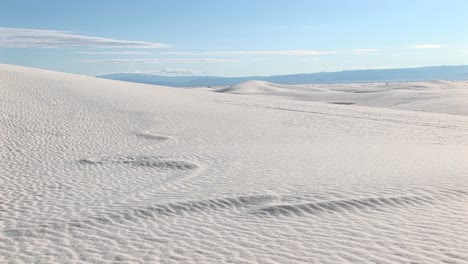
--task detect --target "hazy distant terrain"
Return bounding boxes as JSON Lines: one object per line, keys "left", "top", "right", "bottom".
{"left": 98, "top": 65, "right": 468, "bottom": 87}
{"left": 212, "top": 80, "right": 468, "bottom": 115}
{"left": 1, "top": 64, "right": 467, "bottom": 263}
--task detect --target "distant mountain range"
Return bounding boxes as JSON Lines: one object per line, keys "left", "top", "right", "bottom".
{"left": 98, "top": 65, "right": 468, "bottom": 87}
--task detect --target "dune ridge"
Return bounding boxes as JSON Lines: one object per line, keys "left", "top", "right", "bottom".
{"left": 215, "top": 80, "right": 468, "bottom": 116}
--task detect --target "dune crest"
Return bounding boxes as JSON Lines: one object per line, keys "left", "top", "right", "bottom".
{"left": 216, "top": 79, "right": 468, "bottom": 115}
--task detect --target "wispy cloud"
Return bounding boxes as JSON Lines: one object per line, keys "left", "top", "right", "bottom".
{"left": 248, "top": 58, "right": 273, "bottom": 62}
{"left": 83, "top": 58, "right": 238, "bottom": 64}
{"left": 293, "top": 58, "right": 321, "bottom": 62}
{"left": 76, "top": 51, "right": 152, "bottom": 55}
{"left": 161, "top": 50, "right": 335, "bottom": 56}
{"left": 411, "top": 44, "right": 442, "bottom": 49}
{"left": 155, "top": 68, "right": 208, "bottom": 76}
{"left": 349, "top": 65, "right": 392, "bottom": 70}
{"left": 0, "top": 27, "right": 169, "bottom": 48}
{"left": 106, "top": 68, "right": 209, "bottom": 76}
{"left": 352, "top": 48, "right": 380, "bottom": 55}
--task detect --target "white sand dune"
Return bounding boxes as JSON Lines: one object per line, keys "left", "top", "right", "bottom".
{"left": 216, "top": 80, "right": 468, "bottom": 115}
{"left": 1, "top": 64, "right": 468, "bottom": 263}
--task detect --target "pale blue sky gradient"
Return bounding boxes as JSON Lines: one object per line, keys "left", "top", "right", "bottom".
{"left": 1, "top": 0, "right": 467, "bottom": 76}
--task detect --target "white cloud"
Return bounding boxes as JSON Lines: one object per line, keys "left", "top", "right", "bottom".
{"left": 411, "top": 44, "right": 442, "bottom": 49}
{"left": 294, "top": 58, "right": 321, "bottom": 62}
{"left": 156, "top": 68, "right": 208, "bottom": 76}
{"left": 76, "top": 51, "right": 151, "bottom": 55}
{"left": 0, "top": 27, "right": 169, "bottom": 48}
{"left": 248, "top": 58, "right": 273, "bottom": 62}
{"left": 352, "top": 48, "right": 380, "bottom": 55}
{"left": 161, "top": 50, "right": 335, "bottom": 56}
{"left": 349, "top": 65, "right": 392, "bottom": 70}
{"left": 98, "top": 68, "right": 208, "bottom": 76}
{"left": 83, "top": 58, "right": 238, "bottom": 64}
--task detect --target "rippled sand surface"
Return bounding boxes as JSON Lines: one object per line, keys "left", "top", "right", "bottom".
{"left": 1, "top": 64, "right": 467, "bottom": 263}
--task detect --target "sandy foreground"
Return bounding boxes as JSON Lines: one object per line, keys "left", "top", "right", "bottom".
{"left": 1, "top": 64, "right": 467, "bottom": 263}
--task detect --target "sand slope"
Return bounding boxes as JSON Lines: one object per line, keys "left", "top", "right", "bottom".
{"left": 216, "top": 80, "right": 468, "bottom": 115}
{"left": 1, "top": 64, "right": 468, "bottom": 263}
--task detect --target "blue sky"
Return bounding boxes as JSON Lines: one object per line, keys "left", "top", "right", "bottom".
{"left": 1, "top": 0, "right": 467, "bottom": 76}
